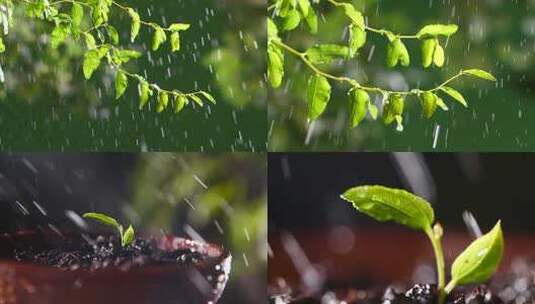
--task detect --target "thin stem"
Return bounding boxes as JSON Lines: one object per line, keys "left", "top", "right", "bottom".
{"left": 273, "top": 39, "right": 465, "bottom": 97}
{"left": 444, "top": 280, "right": 457, "bottom": 294}
{"left": 425, "top": 227, "right": 446, "bottom": 304}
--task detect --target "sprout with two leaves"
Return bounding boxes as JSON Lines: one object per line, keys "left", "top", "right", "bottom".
{"left": 340, "top": 185, "right": 504, "bottom": 304}
{"left": 83, "top": 212, "right": 135, "bottom": 247}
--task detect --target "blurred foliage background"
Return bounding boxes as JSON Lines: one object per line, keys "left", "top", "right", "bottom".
{"left": 0, "top": 153, "right": 266, "bottom": 303}
{"left": 269, "top": 0, "right": 535, "bottom": 151}
{"left": 0, "top": 0, "right": 266, "bottom": 151}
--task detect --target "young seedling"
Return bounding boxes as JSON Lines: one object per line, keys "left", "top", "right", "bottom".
{"left": 83, "top": 212, "right": 135, "bottom": 247}
{"left": 340, "top": 185, "right": 504, "bottom": 304}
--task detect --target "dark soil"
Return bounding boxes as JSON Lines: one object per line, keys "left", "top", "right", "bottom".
{"left": 12, "top": 235, "right": 206, "bottom": 271}
{"left": 269, "top": 284, "right": 503, "bottom": 304}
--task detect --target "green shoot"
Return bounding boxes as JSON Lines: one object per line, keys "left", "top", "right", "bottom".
{"left": 83, "top": 212, "right": 135, "bottom": 247}
{"left": 341, "top": 185, "right": 504, "bottom": 303}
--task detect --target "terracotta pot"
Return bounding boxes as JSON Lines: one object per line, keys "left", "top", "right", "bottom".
{"left": 0, "top": 231, "right": 231, "bottom": 304}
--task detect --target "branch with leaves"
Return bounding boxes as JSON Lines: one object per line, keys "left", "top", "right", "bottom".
{"left": 0, "top": 0, "right": 215, "bottom": 113}
{"left": 267, "top": 0, "right": 497, "bottom": 131}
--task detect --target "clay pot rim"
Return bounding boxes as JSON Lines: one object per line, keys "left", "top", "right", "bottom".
{"left": 0, "top": 230, "right": 232, "bottom": 277}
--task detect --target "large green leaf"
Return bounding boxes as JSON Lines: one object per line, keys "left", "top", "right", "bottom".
{"left": 307, "top": 74, "right": 331, "bottom": 120}
{"left": 451, "top": 221, "right": 504, "bottom": 285}
{"left": 341, "top": 185, "right": 435, "bottom": 231}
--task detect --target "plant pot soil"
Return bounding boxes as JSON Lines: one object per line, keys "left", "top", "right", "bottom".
{"left": 269, "top": 283, "right": 504, "bottom": 304}
{"left": 0, "top": 230, "right": 231, "bottom": 304}
{"left": 268, "top": 229, "right": 535, "bottom": 304}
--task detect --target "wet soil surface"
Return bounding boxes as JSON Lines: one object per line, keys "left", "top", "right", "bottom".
{"left": 12, "top": 235, "right": 205, "bottom": 271}
{"left": 269, "top": 283, "right": 504, "bottom": 304}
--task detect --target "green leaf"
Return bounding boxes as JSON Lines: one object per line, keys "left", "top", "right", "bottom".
{"left": 368, "top": 103, "right": 378, "bottom": 120}
{"left": 70, "top": 2, "right": 83, "bottom": 29}
{"left": 451, "top": 221, "right": 504, "bottom": 285}
{"left": 306, "top": 44, "right": 350, "bottom": 65}
{"left": 200, "top": 91, "right": 216, "bottom": 104}
{"left": 122, "top": 225, "right": 135, "bottom": 247}
{"left": 282, "top": 9, "right": 301, "bottom": 31}
{"left": 83, "top": 212, "right": 121, "bottom": 230}
{"left": 433, "top": 43, "right": 445, "bottom": 67}
{"left": 304, "top": 7, "right": 318, "bottom": 34}
{"left": 386, "top": 38, "right": 409, "bottom": 67}
{"left": 417, "top": 24, "right": 458, "bottom": 39}
{"left": 168, "top": 23, "right": 190, "bottom": 31}
{"left": 383, "top": 94, "right": 404, "bottom": 124}
{"left": 436, "top": 96, "right": 449, "bottom": 111}
{"left": 348, "top": 89, "right": 369, "bottom": 128}
{"left": 84, "top": 33, "right": 96, "bottom": 49}
{"left": 190, "top": 95, "right": 203, "bottom": 106}
{"left": 463, "top": 69, "right": 497, "bottom": 81}
{"left": 268, "top": 43, "right": 284, "bottom": 88}
{"left": 138, "top": 81, "right": 151, "bottom": 109}
{"left": 152, "top": 27, "right": 167, "bottom": 51}
{"left": 307, "top": 74, "right": 331, "bottom": 120}
{"left": 421, "top": 38, "right": 436, "bottom": 68}
{"left": 127, "top": 8, "right": 140, "bottom": 43}
{"left": 106, "top": 25, "right": 119, "bottom": 45}
{"left": 341, "top": 185, "right": 435, "bottom": 231}
{"left": 341, "top": 3, "right": 364, "bottom": 29}
{"left": 114, "top": 49, "right": 142, "bottom": 64}
{"left": 296, "top": 0, "right": 310, "bottom": 17}
{"left": 115, "top": 70, "right": 128, "bottom": 100}
{"left": 0, "top": 37, "right": 5, "bottom": 53}
{"left": 82, "top": 46, "right": 109, "bottom": 79}
{"left": 440, "top": 86, "right": 467, "bottom": 107}
{"left": 349, "top": 24, "right": 366, "bottom": 57}
{"left": 267, "top": 18, "right": 279, "bottom": 40}
{"left": 170, "top": 32, "right": 181, "bottom": 52}
{"left": 174, "top": 95, "right": 187, "bottom": 113}
{"left": 50, "top": 24, "right": 69, "bottom": 48}
{"left": 420, "top": 91, "right": 437, "bottom": 119}
{"left": 156, "top": 91, "right": 169, "bottom": 112}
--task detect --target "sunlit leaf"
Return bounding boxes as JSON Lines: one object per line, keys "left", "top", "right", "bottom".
{"left": 349, "top": 24, "right": 366, "bottom": 57}
{"left": 417, "top": 24, "right": 458, "bottom": 39}
{"left": 433, "top": 43, "right": 445, "bottom": 67}
{"left": 115, "top": 70, "right": 128, "bottom": 99}
{"left": 420, "top": 91, "right": 438, "bottom": 119}
{"left": 341, "top": 185, "right": 435, "bottom": 231}
{"left": 421, "top": 38, "right": 436, "bottom": 68}
{"left": 451, "top": 221, "right": 504, "bottom": 285}
{"left": 306, "top": 44, "right": 350, "bottom": 64}
{"left": 463, "top": 69, "right": 497, "bottom": 82}
{"left": 307, "top": 74, "right": 331, "bottom": 120}
{"left": 152, "top": 26, "right": 167, "bottom": 51}
{"left": 348, "top": 89, "right": 369, "bottom": 127}
{"left": 440, "top": 86, "right": 467, "bottom": 107}
{"left": 156, "top": 91, "right": 169, "bottom": 112}
{"left": 127, "top": 8, "right": 140, "bottom": 42}
{"left": 282, "top": 9, "right": 301, "bottom": 31}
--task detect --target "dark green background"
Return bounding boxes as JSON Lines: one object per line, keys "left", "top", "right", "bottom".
{"left": 0, "top": 0, "right": 266, "bottom": 151}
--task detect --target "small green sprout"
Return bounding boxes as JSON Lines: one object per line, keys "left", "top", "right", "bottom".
{"left": 83, "top": 212, "right": 135, "bottom": 247}
{"left": 341, "top": 185, "right": 504, "bottom": 304}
